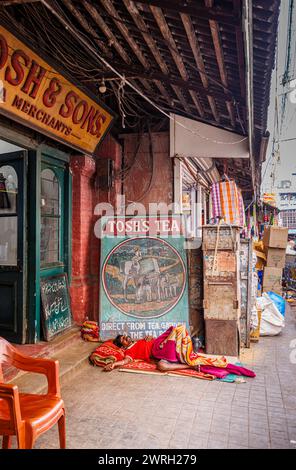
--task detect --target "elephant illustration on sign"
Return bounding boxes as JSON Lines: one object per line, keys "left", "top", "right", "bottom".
{"left": 102, "top": 237, "right": 187, "bottom": 319}
{"left": 120, "top": 256, "right": 161, "bottom": 303}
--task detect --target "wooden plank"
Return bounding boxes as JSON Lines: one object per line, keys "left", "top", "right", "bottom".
{"left": 171, "top": 85, "right": 189, "bottom": 112}
{"left": 62, "top": 0, "right": 112, "bottom": 58}
{"left": 226, "top": 100, "right": 236, "bottom": 128}
{"left": 209, "top": 19, "right": 228, "bottom": 87}
{"left": 82, "top": 0, "right": 131, "bottom": 64}
{"left": 180, "top": 13, "right": 218, "bottom": 121}
{"left": 150, "top": 5, "right": 204, "bottom": 116}
{"left": 153, "top": 79, "right": 172, "bottom": 103}
{"left": 180, "top": 13, "right": 209, "bottom": 89}
{"left": 235, "top": 26, "right": 247, "bottom": 99}
{"left": 0, "top": 0, "right": 39, "bottom": 4}
{"left": 207, "top": 95, "right": 220, "bottom": 122}
{"left": 150, "top": 5, "right": 188, "bottom": 81}
{"left": 122, "top": 0, "right": 174, "bottom": 105}
{"left": 205, "top": 319, "right": 240, "bottom": 356}
{"left": 189, "top": 90, "right": 204, "bottom": 117}
{"left": 101, "top": 0, "right": 150, "bottom": 69}
{"left": 123, "top": 0, "right": 169, "bottom": 75}
{"left": 136, "top": 0, "right": 239, "bottom": 26}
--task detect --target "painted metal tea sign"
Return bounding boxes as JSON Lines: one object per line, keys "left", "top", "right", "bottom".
{"left": 100, "top": 217, "right": 189, "bottom": 340}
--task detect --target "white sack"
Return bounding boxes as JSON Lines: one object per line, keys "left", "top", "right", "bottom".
{"left": 254, "top": 293, "right": 285, "bottom": 336}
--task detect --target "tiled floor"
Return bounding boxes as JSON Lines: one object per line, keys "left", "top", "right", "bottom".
{"left": 8, "top": 307, "right": 296, "bottom": 449}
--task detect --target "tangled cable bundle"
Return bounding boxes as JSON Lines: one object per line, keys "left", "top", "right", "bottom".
{"left": 80, "top": 321, "right": 100, "bottom": 342}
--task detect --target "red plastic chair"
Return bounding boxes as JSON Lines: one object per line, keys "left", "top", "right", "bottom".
{"left": 0, "top": 337, "right": 66, "bottom": 449}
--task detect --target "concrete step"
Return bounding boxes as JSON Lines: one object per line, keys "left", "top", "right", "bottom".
{"left": 7, "top": 338, "right": 97, "bottom": 394}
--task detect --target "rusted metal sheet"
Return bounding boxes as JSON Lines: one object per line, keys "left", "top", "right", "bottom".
{"left": 205, "top": 319, "right": 240, "bottom": 356}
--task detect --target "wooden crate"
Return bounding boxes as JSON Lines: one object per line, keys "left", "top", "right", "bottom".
{"left": 202, "top": 225, "right": 240, "bottom": 251}
{"left": 205, "top": 319, "right": 240, "bottom": 356}
{"left": 203, "top": 251, "right": 241, "bottom": 321}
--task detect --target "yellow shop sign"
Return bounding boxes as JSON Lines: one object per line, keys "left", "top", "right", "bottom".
{"left": 0, "top": 26, "right": 114, "bottom": 154}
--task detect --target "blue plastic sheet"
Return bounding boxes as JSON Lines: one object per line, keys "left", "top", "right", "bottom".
{"left": 267, "top": 291, "right": 286, "bottom": 316}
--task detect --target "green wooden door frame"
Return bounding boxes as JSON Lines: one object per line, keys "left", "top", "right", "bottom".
{"left": 27, "top": 145, "right": 72, "bottom": 343}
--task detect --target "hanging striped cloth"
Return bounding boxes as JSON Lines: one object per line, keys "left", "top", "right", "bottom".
{"left": 210, "top": 182, "right": 222, "bottom": 220}
{"left": 219, "top": 181, "right": 240, "bottom": 225}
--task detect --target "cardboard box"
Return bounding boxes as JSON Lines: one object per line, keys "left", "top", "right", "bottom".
{"left": 265, "top": 247, "right": 286, "bottom": 268}
{"left": 263, "top": 267, "right": 283, "bottom": 293}
{"left": 263, "top": 226, "right": 289, "bottom": 249}
{"left": 263, "top": 286, "right": 282, "bottom": 296}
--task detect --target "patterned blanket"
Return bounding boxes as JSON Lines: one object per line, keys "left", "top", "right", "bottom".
{"left": 89, "top": 341, "right": 125, "bottom": 367}
{"left": 160, "top": 325, "right": 228, "bottom": 368}
{"left": 81, "top": 320, "right": 100, "bottom": 342}
{"left": 118, "top": 360, "right": 216, "bottom": 381}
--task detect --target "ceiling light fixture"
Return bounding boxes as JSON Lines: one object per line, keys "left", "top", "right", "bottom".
{"left": 98, "top": 78, "right": 107, "bottom": 94}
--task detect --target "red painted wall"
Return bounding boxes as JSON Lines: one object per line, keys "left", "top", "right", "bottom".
{"left": 69, "top": 134, "right": 121, "bottom": 324}
{"left": 121, "top": 132, "right": 173, "bottom": 211}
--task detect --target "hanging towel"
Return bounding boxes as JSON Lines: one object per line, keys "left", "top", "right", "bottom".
{"left": 211, "top": 182, "right": 222, "bottom": 220}
{"left": 210, "top": 180, "right": 245, "bottom": 227}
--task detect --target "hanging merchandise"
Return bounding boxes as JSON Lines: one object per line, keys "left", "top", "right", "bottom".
{"left": 247, "top": 206, "right": 251, "bottom": 239}
{"left": 210, "top": 181, "right": 222, "bottom": 222}
{"left": 210, "top": 180, "right": 245, "bottom": 226}
{"left": 270, "top": 211, "right": 274, "bottom": 226}
{"left": 264, "top": 205, "right": 268, "bottom": 223}
{"left": 251, "top": 202, "right": 259, "bottom": 239}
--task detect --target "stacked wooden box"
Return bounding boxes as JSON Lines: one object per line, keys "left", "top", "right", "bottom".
{"left": 202, "top": 225, "right": 241, "bottom": 356}
{"left": 262, "top": 227, "right": 288, "bottom": 295}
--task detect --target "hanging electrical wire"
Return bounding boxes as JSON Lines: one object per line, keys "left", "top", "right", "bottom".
{"left": 1, "top": 0, "right": 248, "bottom": 143}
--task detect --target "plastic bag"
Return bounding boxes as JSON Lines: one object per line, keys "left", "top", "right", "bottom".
{"left": 266, "top": 291, "right": 286, "bottom": 316}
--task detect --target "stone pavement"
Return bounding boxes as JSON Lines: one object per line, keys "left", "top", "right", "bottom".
{"left": 8, "top": 308, "right": 296, "bottom": 449}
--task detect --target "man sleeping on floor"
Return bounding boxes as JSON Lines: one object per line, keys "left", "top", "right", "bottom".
{"left": 89, "top": 325, "right": 255, "bottom": 379}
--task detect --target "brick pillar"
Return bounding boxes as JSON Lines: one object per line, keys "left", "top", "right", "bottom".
{"left": 93, "top": 135, "right": 122, "bottom": 325}
{"left": 70, "top": 155, "right": 96, "bottom": 324}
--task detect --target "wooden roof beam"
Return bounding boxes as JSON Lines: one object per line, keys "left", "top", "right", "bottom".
{"left": 62, "top": 0, "right": 112, "bottom": 58}
{"left": 207, "top": 95, "right": 220, "bottom": 123}
{"left": 125, "top": 0, "right": 205, "bottom": 112}
{"left": 226, "top": 101, "right": 236, "bottom": 128}
{"left": 153, "top": 79, "right": 172, "bottom": 103}
{"left": 0, "top": 0, "right": 39, "bottom": 5}
{"left": 172, "top": 85, "right": 191, "bottom": 112}
{"left": 82, "top": 0, "right": 131, "bottom": 64}
{"left": 97, "top": 0, "right": 172, "bottom": 106}
{"left": 102, "top": 60, "right": 233, "bottom": 102}
{"left": 136, "top": 0, "right": 239, "bottom": 25}
{"left": 189, "top": 90, "right": 204, "bottom": 117}
{"left": 233, "top": 0, "right": 246, "bottom": 99}
{"left": 180, "top": 13, "right": 208, "bottom": 88}
{"left": 150, "top": 5, "right": 204, "bottom": 117}
{"left": 204, "top": 1, "right": 237, "bottom": 127}
{"left": 180, "top": 13, "right": 219, "bottom": 122}
{"left": 121, "top": 0, "right": 174, "bottom": 105}
{"left": 123, "top": 0, "right": 169, "bottom": 75}
{"left": 100, "top": 0, "right": 150, "bottom": 69}
{"left": 208, "top": 19, "right": 228, "bottom": 88}
{"left": 150, "top": 5, "right": 188, "bottom": 81}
